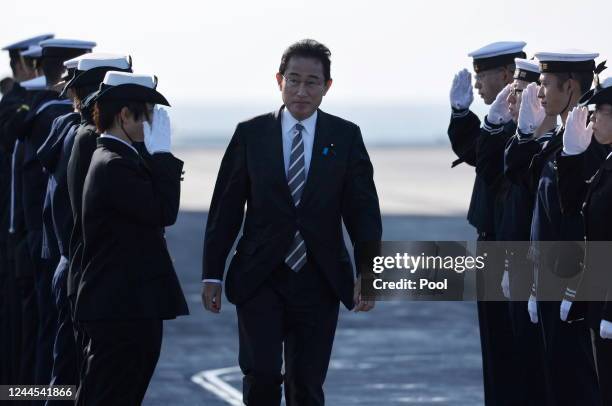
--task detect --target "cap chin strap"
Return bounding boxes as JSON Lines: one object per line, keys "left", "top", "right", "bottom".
{"left": 560, "top": 90, "right": 573, "bottom": 117}
{"left": 120, "top": 120, "right": 136, "bottom": 145}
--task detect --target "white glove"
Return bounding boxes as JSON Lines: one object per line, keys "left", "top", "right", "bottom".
{"left": 450, "top": 69, "right": 474, "bottom": 110}
{"left": 601, "top": 319, "right": 612, "bottom": 339}
{"left": 563, "top": 106, "right": 593, "bottom": 155}
{"left": 528, "top": 295, "right": 538, "bottom": 324}
{"left": 518, "top": 83, "right": 546, "bottom": 134}
{"left": 560, "top": 299, "right": 572, "bottom": 321}
{"left": 143, "top": 106, "right": 172, "bottom": 154}
{"left": 501, "top": 270, "right": 510, "bottom": 299}
{"left": 488, "top": 84, "right": 513, "bottom": 125}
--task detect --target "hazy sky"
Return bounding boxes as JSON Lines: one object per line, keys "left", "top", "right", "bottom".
{"left": 2, "top": 0, "right": 610, "bottom": 108}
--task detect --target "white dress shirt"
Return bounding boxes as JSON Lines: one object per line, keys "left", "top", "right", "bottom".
{"left": 281, "top": 107, "right": 317, "bottom": 177}
{"left": 203, "top": 107, "right": 318, "bottom": 284}
{"left": 100, "top": 133, "right": 139, "bottom": 155}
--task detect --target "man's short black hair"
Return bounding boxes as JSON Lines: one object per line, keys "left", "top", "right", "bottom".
{"left": 93, "top": 99, "right": 149, "bottom": 133}
{"left": 42, "top": 57, "right": 66, "bottom": 86}
{"left": 279, "top": 39, "right": 332, "bottom": 82}
{"left": 553, "top": 71, "right": 594, "bottom": 94}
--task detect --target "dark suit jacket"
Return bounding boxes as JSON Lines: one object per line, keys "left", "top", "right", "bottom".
{"left": 75, "top": 137, "right": 188, "bottom": 321}
{"left": 66, "top": 123, "right": 98, "bottom": 299}
{"left": 202, "top": 106, "right": 382, "bottom": 309}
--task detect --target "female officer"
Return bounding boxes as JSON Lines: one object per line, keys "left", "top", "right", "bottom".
{"left": 74, "top": 72, "right": 188, "bottom": 406}
{"left": 557, "top": 74, "right": 612, "bottom": 406}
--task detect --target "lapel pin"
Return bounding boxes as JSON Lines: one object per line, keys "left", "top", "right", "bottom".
{"left": 323, "top": 143, "right": 336, "bottom": 156}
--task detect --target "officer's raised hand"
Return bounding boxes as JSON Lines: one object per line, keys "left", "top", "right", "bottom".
{"left": 562, "top": 106, "right": 593, "bottom": 155}
{"left": 450, "top": 68, "right": 474, "bottom": 110}
{"left": 518, "top": 83, "right": 545, "bottom": 135}
{"left": 143, "top": 106, "right": 172, "bottom": 154}
{"left": 488, "top": 84, "right": 513, "bottom": 125}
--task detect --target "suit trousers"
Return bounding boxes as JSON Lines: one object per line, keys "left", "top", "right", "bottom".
{"left": 237, "top": 258, "right": 340, "bottom": 406}
{"left": 76, "top": 319, "right": 162, "bottom": 406}
{"left": 538, "top": 301, "right": 600, "bottom": 406}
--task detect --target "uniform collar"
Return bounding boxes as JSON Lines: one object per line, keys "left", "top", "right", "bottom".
{"left": 100, "top": 132, "right": 139, "bottom": 155}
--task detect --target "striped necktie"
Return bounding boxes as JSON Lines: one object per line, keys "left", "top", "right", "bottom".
{"left": 285, "top": 123, "right": 307, "bottom": 272}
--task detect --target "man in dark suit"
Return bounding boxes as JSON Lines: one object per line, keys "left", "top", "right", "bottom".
{"left": 202, "top": 39, "right": 382, "bottom": 406}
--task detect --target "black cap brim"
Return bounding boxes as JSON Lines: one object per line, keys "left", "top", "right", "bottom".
{"left": 579, "top": 86, "right": 612, "bottom": 107}
{"left": 90, "top": 83, "right": 170, "bottom": 106}
{"left": 60, "top": 66, "right": 133, "bottom": 98}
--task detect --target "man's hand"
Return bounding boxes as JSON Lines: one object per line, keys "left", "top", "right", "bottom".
{"left": 560, "top": 299, "right": 572, "bottom": 321}
{"left": 202, "top": 282, "right": 222, "bottom": 313}
{"left": 488, "top": 84, "right": 513, "bottom": 125}
{"left": 601, "top": 319, "right": 612, "bottom": 339}
{"left": 450, "top": 68, "right": 474, "bottom": 110}
{"left": 518, "top": 83, "right": 545, "bottom": 134}
{"left": 528, "top": 295, "right": 538, "bottom": 324}
{"left": 501, "top": 270, "right": 510, "bottom": 299}
{"left": 353, "top": 275, "right": 375, "bottom": 312}
{"left": 563, "top": 106, "right": 593, "bottom": 155}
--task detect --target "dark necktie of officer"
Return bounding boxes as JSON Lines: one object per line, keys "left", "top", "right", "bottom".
{"left": 285, "top": 123, "right": 307, "bottom": 272}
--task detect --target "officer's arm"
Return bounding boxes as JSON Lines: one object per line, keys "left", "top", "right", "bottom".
{"left": 106, "top": 152, "right": 183, "bottom": 227}
{"left": 448, "top": 109, "right": 481, "bottom": 167}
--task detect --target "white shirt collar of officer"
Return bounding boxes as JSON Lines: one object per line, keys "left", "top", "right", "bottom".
{"left": 100, "top": 133, "right": 139, "bottom": 155}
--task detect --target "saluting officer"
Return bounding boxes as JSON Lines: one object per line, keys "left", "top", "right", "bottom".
{"left": 518, "top": 50, "right": 605, "bottom": 406}
{"left": 497, "top": 58, "right": 557, "bottom": 405}
{"left": 39, "top": 53, "right": 132, "bottom": 396}
{"left": 74, "top": 72, "right": 188, "bottom": 405}
{"left": 448, "top": 41, "right": 525, "bottom": 406}
{"left": 18, "top": 38, "right": 95, "bottom": 386}
{"left": 0, "top": 33, "right": 53, "bottom": 386}
{"left": 66, "top": 58, "right": 134, "bottom": 372}
{"left": 556, "top": 74, "right": 612, "bottom": 406}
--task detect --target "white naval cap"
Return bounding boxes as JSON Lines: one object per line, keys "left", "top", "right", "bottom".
{"left": 61, "top": 54, "right": 133, "bottom": 95}
{"left": 601, "top": 77, "right": 612, "bottom": 89}
{"left": 2, "top": 34, "right": 54, "bottom": 51}
{"left": 63, "top": 53, "right": 91, "bottom": 69}
{"left": 20, "top": 45, "right": 42, "bottom": 58}
{"left": 579, "top": 74, "right": 612, "bottom": 106}
{"left": 21, "top": 75, "right": 47, "bottom": 90}
{"left": 468, "top": 41, "right": 527, "bottom": 73}
{"left": 534, "top": 49, "right": 599, "bottom": 73}
{"left": 77, "top": 53, "right": 132, "bottom": 71}
{"left": 39, "top": 38, "right": 96, "bottom": 57}
{"left": 102, "top": 71, "right": 156, "bottom": 88}
{"left": 91, "top": 71, "right": 169, "bottom": 106}
{"left": 514, "top": 58, "right": 540, "bottom": 83}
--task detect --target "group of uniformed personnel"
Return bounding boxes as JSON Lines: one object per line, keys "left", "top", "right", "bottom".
{"left": 450, "top": 41, "right": 612, "bottom": 405}
{"left": 0, "top": 34, "right": 188, "bottom": 405}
